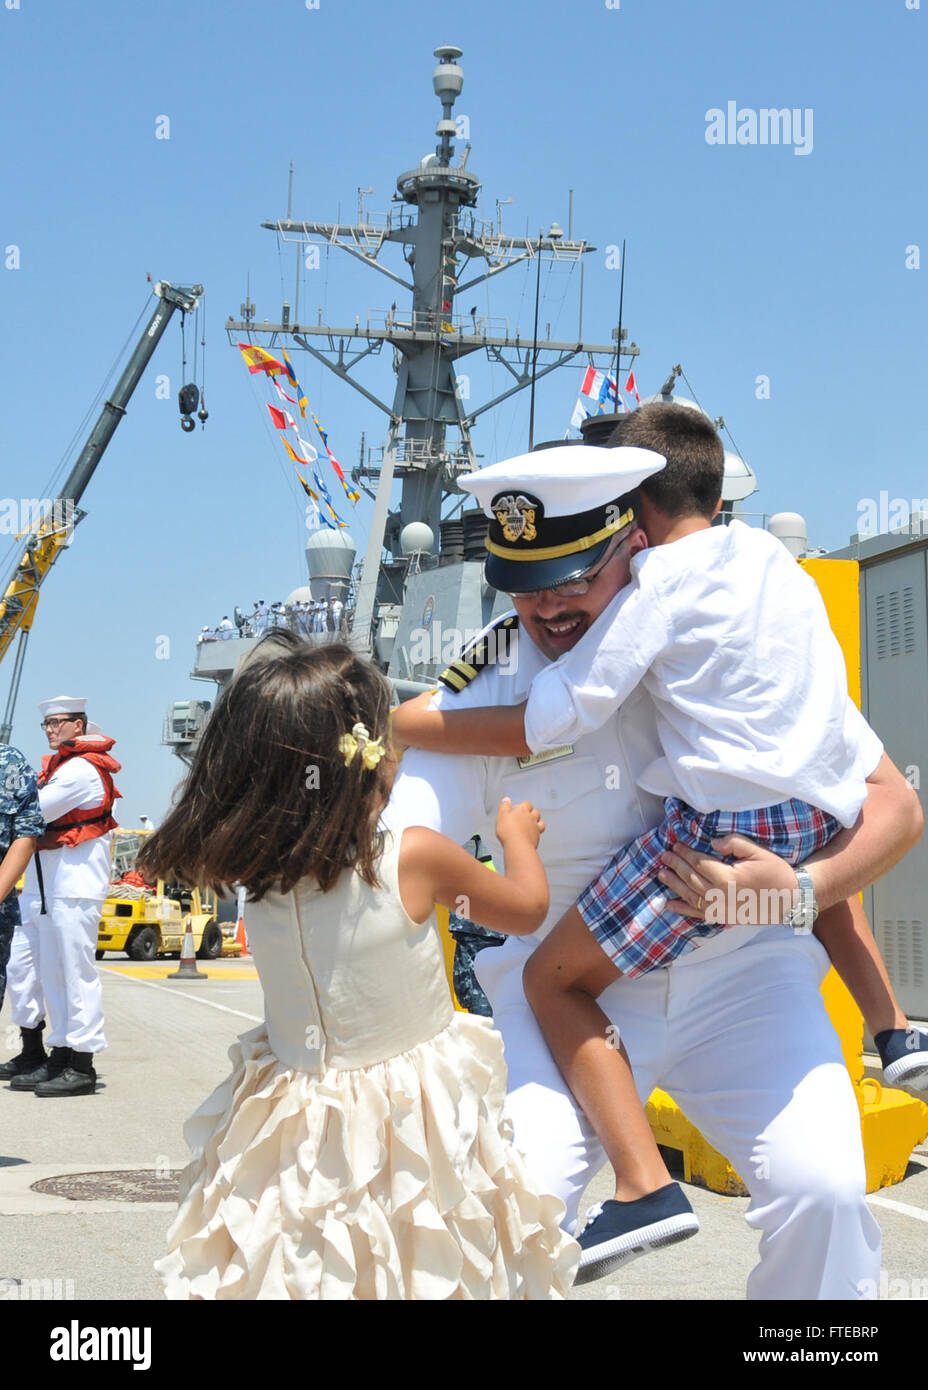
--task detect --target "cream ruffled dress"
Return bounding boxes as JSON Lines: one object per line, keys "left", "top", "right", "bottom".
{"left": 157, "top": 830, "right": 578, "bottom": 1299}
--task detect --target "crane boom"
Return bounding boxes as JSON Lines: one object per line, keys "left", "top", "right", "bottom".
{"left": 0, "top": 280, "right": 203, "bottom": 740}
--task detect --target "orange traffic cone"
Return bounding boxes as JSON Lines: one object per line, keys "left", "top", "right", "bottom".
{"left": 234, "top": 914, "right": 249, "bottom": 957}
{"left": 168, "top": 919, "right": 208, "bottom": 980}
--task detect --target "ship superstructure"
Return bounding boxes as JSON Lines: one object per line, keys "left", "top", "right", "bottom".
{"left": 166, "top": 43, "right": 641, "bottom": 760}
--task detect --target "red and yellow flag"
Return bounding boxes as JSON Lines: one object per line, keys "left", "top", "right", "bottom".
{"left": 238, "top": 343, "right": 287, "bottom": 376}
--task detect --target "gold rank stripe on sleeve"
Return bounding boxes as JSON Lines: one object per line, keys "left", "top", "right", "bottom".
{"left": 439, "top": 661, "right": 479, "bottom": 692}
{"left": 438, "top": 615, "right": 518, "bottom": 692}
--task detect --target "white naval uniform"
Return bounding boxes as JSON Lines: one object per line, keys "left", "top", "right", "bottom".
{"left": 9, "top": 754, "right": 110, "bottom": 1053}
{"left": 384, "top": 617, "right": 882, "bottom": 1301}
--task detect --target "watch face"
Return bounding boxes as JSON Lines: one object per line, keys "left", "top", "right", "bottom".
{"left": 789, "top": 896, "right": 815, "bottom": 934}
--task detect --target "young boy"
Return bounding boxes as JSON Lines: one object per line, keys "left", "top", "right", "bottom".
{"left": 392, "top": 405, "right": 927, "bottom": 1282}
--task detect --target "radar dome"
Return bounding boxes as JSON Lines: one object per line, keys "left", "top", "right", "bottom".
{"left": 285, "top": 585, "right": 314, "bottom": 605}
{"left": 639, "top": 392, "right": 709, "bottom": 417}
{"left": 400, "top": 522, "right": 435, "bottom": 555}
{"left": 305, "top": 529, "right": 356, "bottom": 601}
{"left": 768, "top": 512, "right": 807, "bottom": 559}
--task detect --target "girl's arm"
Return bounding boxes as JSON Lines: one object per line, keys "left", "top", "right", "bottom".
{"left": 398, "top": 797, "right": 548, "bottom": 935}
{"left": 392, "top": 691, "right": 531, "bottom": 758}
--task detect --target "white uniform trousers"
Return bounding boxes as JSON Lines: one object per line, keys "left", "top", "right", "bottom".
{"left": 476, "top": 924, "right": 881, "bottom": 1301}
{"left": 7, "top": 896, "right": 107, "bottom": 1053}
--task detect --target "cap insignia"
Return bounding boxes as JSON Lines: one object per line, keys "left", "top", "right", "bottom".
{"left": 493, "top": 493, "right": 539, "bottom": 544}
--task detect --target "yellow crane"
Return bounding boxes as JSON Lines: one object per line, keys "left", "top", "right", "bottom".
{"left": 0, "top": 280, "right": 204, "bottom": 740}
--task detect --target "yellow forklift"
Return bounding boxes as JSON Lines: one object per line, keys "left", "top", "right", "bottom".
{"left": 96, "top": 828, "right": 241, "bottom": 962}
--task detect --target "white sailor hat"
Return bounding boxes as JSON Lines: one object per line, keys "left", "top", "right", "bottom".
{"left": 38, "top": 695, "right": 87, "bottom": 719}
{"left": 458, "top": 444, "right": 665, "bottom": 592}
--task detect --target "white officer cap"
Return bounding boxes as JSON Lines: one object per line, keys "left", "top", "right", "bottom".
{"left": 458, "top": 444, "right": 665, "bottom": 592}
{"left": 38, "top": 695, "right": 88, "bottom": 718}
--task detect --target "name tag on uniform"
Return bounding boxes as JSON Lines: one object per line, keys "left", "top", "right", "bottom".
{"left": 516, "top": 744, "right": 574, "bottom": 769}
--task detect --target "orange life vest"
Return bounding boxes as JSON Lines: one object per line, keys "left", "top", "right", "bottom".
{"left": 36, "top": 737, "right": 122, "bottom": 851}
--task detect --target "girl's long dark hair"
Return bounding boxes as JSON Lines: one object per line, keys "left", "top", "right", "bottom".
{"left": 138, "top": 634, "right": 393, "bottom": 901}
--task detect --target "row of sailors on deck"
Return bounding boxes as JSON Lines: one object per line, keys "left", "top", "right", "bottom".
{"left": 198, "top": 599, "right": 345, "bottom": 644}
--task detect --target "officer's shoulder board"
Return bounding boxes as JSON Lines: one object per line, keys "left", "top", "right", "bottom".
{"left": 438, "top": 614, "right": 519, "bottom": 693}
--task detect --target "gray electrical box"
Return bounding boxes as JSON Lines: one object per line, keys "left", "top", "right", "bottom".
{"left": 830, "top": 524, "right": 928, "bottom": 1019}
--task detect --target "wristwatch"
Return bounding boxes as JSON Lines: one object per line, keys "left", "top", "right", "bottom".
{"left": 784, "top": 867, "right": 819, "bottom": 932}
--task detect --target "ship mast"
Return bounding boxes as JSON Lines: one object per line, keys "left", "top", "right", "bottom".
{"left": 225, "top": 43, "right": 638, "bottom": 650}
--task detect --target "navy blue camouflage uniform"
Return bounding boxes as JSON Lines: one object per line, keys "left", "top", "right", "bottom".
{"left": 0, "top": 744, "right": 44, "bottom": 1012}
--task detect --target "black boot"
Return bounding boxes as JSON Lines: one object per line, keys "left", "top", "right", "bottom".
{"left": 0, "top": 1022, "right": 46, "bottom": 1080}
{"left": 35, "top": 1050, "right": 97, "bottom": 1097}
{"left": 10, "top": 1044, "right": 71, "bottom": 1092}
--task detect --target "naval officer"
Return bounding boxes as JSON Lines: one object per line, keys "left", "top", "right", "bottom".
{"left": 5, "top": 696, "right": 121, "bottom": 1097}
{"left": 385, "top": 442, "right": 919, "bottom": 1299}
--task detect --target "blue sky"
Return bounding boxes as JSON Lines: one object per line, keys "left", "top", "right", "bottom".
{"left": 1, "top": 0, "right": 925, "bottom": 819}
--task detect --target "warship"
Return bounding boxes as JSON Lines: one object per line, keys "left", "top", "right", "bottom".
{"left": 162, "top": 41, "right": 763, "bottom": 764}
{"left": 157, "top": 41, "right": 928, "bottom": 1027}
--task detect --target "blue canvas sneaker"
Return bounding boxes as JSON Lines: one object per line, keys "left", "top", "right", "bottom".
{"left": 574, "top": 1182, "right": 699, "bottom": 1285}
{"left": 875, "top": 1027, "right": 928, "bottom": 1092}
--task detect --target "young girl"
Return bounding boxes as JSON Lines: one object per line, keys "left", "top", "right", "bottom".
{"left": 138, "top": 633, "right": 577, "bottom": 1300}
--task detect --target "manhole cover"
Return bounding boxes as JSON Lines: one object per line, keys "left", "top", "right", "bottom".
{"left": 31, "top": 1170, "right": 182, "bottom": 1203}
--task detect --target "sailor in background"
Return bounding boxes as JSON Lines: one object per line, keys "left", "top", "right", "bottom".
{"left": 4, "top": 697, "right": 120, "bottom": 1097}
{"left": 252, "top": 600, "right": 269, "bottom": 635}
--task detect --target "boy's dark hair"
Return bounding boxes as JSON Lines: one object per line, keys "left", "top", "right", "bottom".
{"left": 137, "top": 633, "right": 393, "bottom": 901}
{"left": 607, "top": 403, "right": 724, "bottom": 519}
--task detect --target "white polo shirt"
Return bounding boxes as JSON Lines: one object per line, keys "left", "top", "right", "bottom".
{"left": 523, "top": 522, "right": 883, "bottom": 827}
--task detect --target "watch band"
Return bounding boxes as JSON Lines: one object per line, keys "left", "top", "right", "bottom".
{"left": 786, "top": 866, "right": 819, "bottom": 931}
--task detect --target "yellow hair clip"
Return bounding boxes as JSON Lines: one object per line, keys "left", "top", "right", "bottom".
{"left": 338, "top": 722, "right": 386, "bottom": 771}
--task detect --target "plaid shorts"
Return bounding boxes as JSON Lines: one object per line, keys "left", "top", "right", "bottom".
{"left": 577, "top": 797, "right": 841, "bottom": 979}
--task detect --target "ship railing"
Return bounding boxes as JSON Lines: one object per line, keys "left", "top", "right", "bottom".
{"left": 355, "top": 212, "right": 393, "bottom": 230}
{"left": 370, "top": 309, "right": 510, "bottom": 338}
{"left": 366, "top": 439, "right": 473, "bottom": 469}
{"left": 396, "top": 166, "right": 481, "bottom": 196}
{"left": 476, "top": 234, "right": 589, "bottom": 266}
{"left": 348, "top": 225, "right": 387, "bottom": 256}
